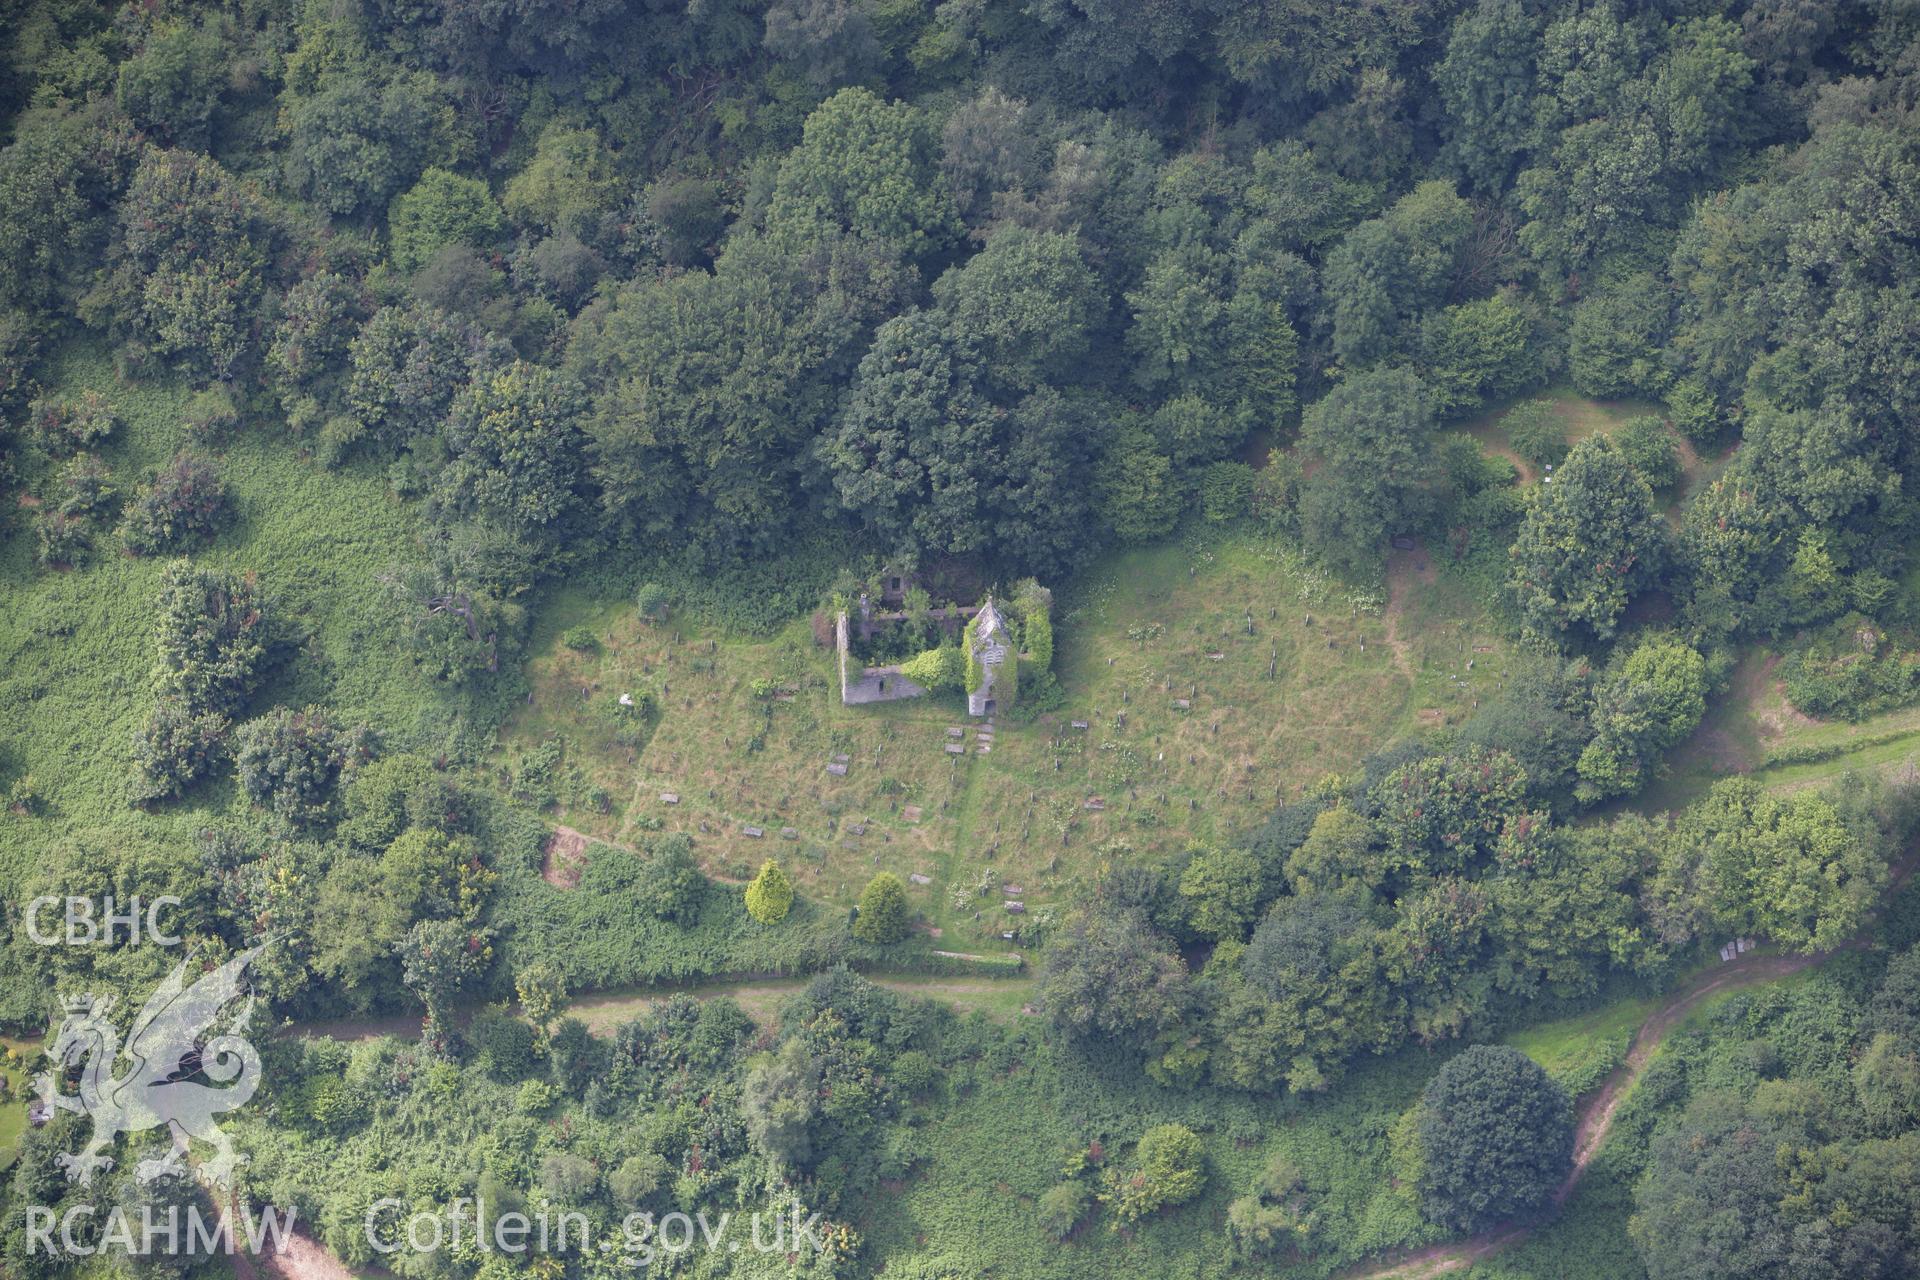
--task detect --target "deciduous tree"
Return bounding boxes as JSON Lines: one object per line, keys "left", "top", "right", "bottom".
{"left": 1417, "top": 1044, "right": 1571, "bottom": 1232}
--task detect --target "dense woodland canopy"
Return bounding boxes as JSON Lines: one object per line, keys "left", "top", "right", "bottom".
{"left": 0, "top": 0, "right": 1910, "bottom": 604}
{"left": 3, "top": 0, "right": 1920, "bottom": 1277}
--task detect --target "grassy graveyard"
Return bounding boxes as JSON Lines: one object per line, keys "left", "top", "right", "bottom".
{"left": 496, "top": 527, "right": 1518, "bottom": 953}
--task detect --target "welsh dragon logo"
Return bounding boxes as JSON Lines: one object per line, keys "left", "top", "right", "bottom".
{"left": 34, "top": 945, "right": 266, "bottom": 1188}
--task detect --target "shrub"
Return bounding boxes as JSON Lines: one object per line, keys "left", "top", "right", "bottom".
{"left": 268, "top": 271, "right": 364, "bottom": 405}
{"left": 35, "top": 510, "right": 91, "bottom": 567}
{"left": 514, "top": 1079, "right": 556, "bottom": 1114}
{"left": 1038, "top": 1181, "right": 1093, "bottom": 1239}
{"left": 232, "top": 706, "right": 352, "bottom": 827}
{"left": 1199, "top": 461, "right": 1255, "bottom": 523}
{"left": 518, "top": 233, "right": 602, "bottom": 308}
{"left": 646, "top": 177, "right": 728, "bottom": 266}
{"left": 900, "top": 644, "right": 963, "bottom": 692}
{"left": 1420, "top": 293, "right": 1539, "bottom": 416}
{"left": 561, "top": 625, "right": 598, "bottom": 653}
{"left": 1226, "top": 1153, "right": 1308, "bottom": 1258}
{"left": 472, "top": 1005, "right": 539, "bottom": 1081}
{"left": 1567, "top": 274, "right": 1672, "bottom": 398}
{"left": 0, "top": 308, "right": 41, "bottom": 419}
{"left": 1780, "top": 618, "right": 1920, "bottom": 721}
{"left": 314, "top": 414, "right": 364, "bottom": 467}
{"left": 130, "top": 697, "right": 229, "bottom": 803}
{"left": 636, "top": 582, "right": 670, "bottom": 623}
{"left": 1102, "top": 1123, "right": 1206, "bottom": 1223}
{"left": 1250, "top": 449, "right": 1304, "bottom": 535}
{"left": 1014, "top": 582, "right": 1054, "bottom": 672}
{"left": 745, "top": 859, "right": 794, "bottom": 924}
{"left": 610, "top": 1153, "right": 670, "bottom": 1207}
{"left": 853, "top": 872, "right": 910, "bottom": 943}
{"left": 502, "top": 126, "right": 619, "bottom": 239}
{"left": 1614, "top": 415, "right": 1681, "bottom": 488}
{"left": 28, "top": 391, "right": 118, "bottom": 456}
{"left": 119, "top": 452, "right": 230, "bottom": 554}
{"left": 57, "top": 453, "right": 115, "bottom": 517}
{"left": 8, "top": 774, "right": 44, "bottom": 815}
{"left": 892, "top": 1049, "right": 938, "bottom": 1095}
{"left": 389, "top": 168, "right": 506, "bottom": 274}
{"left": 1666, "top": 378, "right": 1720, "bottom": 443}
{"left": 148, "top": 561, "right": 270, "bottom": 718}
{"left": 1502, "top": 399, "right": 1565, "bottom": 471}
{"left": 183, "top": 385, "right": 239, "bottom": 442}
{"left": 1577, "top": 636, "right": 1706, "bottom": 801}
{"left": 640, "top": 833, "right": 707, "bottom": 922}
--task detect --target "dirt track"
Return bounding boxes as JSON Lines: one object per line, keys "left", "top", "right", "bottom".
{"left": 1339, "top": 848, "right": 1920, "bottom": 1279}
{"left": 1338, "top": 947, "right": 1826, "bottom": 1280}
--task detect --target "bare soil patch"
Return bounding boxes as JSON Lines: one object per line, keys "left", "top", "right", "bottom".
{"left": 541, "top": 825, "right": 592, "bottom": 888}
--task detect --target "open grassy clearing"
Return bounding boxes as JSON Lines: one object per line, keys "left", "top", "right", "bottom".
{"left": 288, "top": 970, "right": 1036, "bottom": 1042}
{"left": 0, "top": 1036, "right": 33, "bottom": 1174}
{"left": 1501, "top": 996, "right": 1654, "bottom": 1097}
{"left": 1645, "top": 649, "right": 1920, "bottom": 812}
{"left": 0, "top": 344, "right": 462, "bottom": 887}
{"left": 1458, "top": 385, "right": 1730, "bottom": 524}
{"left": 562, "top": 973, "right": 1035, "bottom": 1034}
{"left": 497, "top": 527, "right": 1518, "bottom": 953}
{"left": 1459, "top": 386, "right": 1662, "bottom": 479}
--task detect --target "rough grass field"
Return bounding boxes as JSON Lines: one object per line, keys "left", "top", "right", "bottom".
{"left": 0, "top": 346, "right": 479, "bottom": 895}
{"left": 496, "top": 528, "right": 1518, "bottom": 952}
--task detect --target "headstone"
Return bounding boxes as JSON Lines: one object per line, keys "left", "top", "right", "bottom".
{"left": 847, "top": 822, "right": 867, "bottom": 836}
{"left": 945, "top": 743, "right": 965, "bottom": 755}
{"left": 1070, "top": 720, "right": 1089, "bottom": 730}
{"left": 826, "top": 761, "right": 849, "bottom": 776}
{"left": 947, "top": 727, "right": 965, "bottom": 738}
{"left": 1083, "top": 797, "right": 1106, "bottom": 811}
{"left": 660, "top": 792, "right": 680, "bottom": 804}
{"left": 742, "top": 826, "right": 764, "bottom": 838}
{"left": 780, "top": 827, "right": 798, "bottom": 840}
{"left": 1004, "top": 901, "right": 1025, "bottom": 914}
{"left": 909, "top": 873, "right": 932, "bottom": 886}
{"left": 1172, "top": 698, "right": 1191, "bottom": 710}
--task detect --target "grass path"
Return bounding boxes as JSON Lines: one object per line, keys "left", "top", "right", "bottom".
{"left": 1381, "top": 545, "right": 1437, "bottom": 684}
{"left": 287, "top": 969, "right": 1035, "bottom": 1043}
